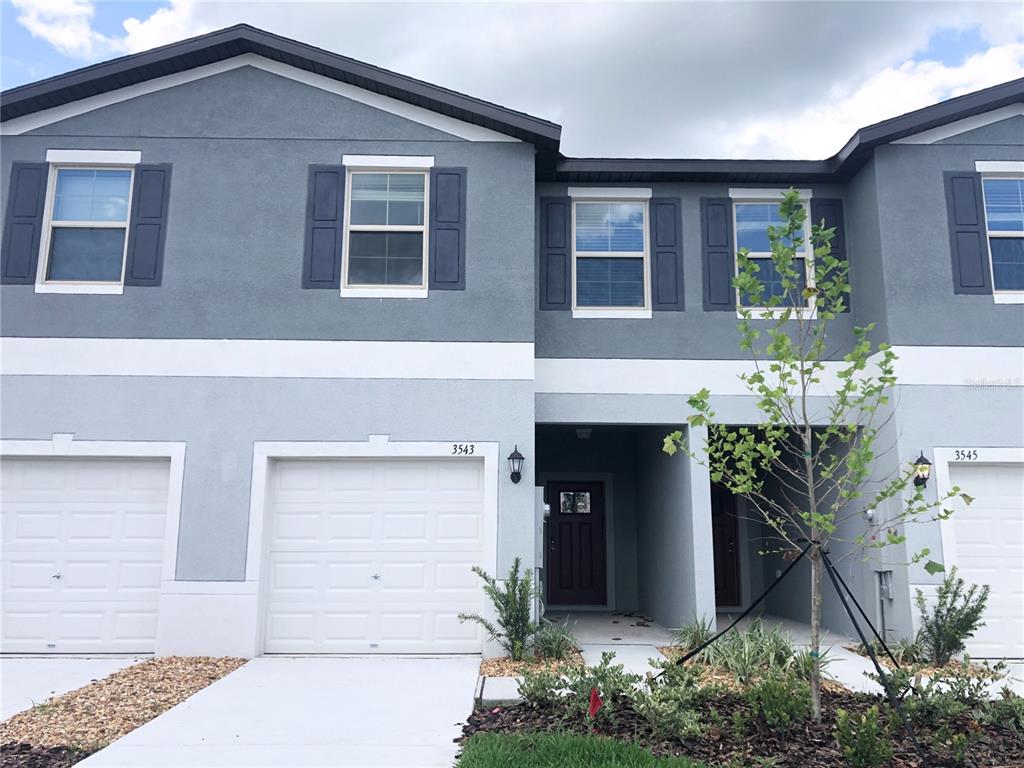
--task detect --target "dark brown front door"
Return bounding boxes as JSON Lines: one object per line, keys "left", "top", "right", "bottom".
{"left": 545, "top": 481, "right": 607, "bottom": 606}
{"left": 711, "top": 481, "right": 742, "bottom": 606}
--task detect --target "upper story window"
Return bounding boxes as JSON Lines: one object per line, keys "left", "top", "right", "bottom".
{"left": 730, "top": 190, "right": 813, "bottom": 312}
{"left": 343, "top": 169, "right": 428, "bottom": 296}
{"left": 981, "top": 176, "right": 1024, "bottom": 293}
{"left": 570, "top": 189, "right": 651, "bottom": 318}
{"left": 38, "top": 167, "right": 134, "bottom": 293}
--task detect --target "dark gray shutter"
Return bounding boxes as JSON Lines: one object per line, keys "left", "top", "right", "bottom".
{"left": 701, "top": 197, "right": 735, "bottom": 311}
{"left": 1, "top": 162, "right": 48, "bottom": 285}
{"left": 302, "top": 165, "right": 344, "bottom": 289}
{"left": 650, "top": 197, "right": 684, "bottom": 311}
{"left": 539, "top": 197, "right": 571, "bottom": 310}
{"left": 810, "top": 198, "right": 849, "bottom": 312}
{"left": 429, "top": 167, "right": 467, "bottom": 290}
{"left": 124, "top": 164, "right": 172, "bottom": 286}
{"left": 943, "top": 172, "right": 992, "bottom": 295}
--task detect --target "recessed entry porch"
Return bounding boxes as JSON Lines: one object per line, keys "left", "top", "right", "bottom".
{"left": 535, "top": 423, "right": 861, "bottom": 638}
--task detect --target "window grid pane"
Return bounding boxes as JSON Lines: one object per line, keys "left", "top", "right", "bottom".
{"left": 990, "top": 238, "right": 1024, "bottom": 291}
{"left": 46, "top": 227, "right": 126, "bottom": 282}
{"left": 576, "top": 256, "right": 645, "bottom": 307}
{"left": 350, "top": 173, "right": 425, "bottom": 226}
{"left": 347, "top": 231, "right": 424, "bottom": 286}
{"left": 575, "top": 202, "right": 645, "bottom": 253}
{"left": 53, "top": 168, "right": 132, "bottom": 223}
{"left": 739, "top": 256, "right": 808, "bottom": 307}
{"left": 735, "top": 202, "right": 805, "bottom": 253}
{"left": 983, "top": 178, "right": 1024, "bottom": 233}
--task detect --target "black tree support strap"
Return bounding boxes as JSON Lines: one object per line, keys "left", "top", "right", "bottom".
{"left": 827, "top": 558, "right": 901, "bottom": 670}
{"left": 821, "top": 550, "right": 929, "bottom": 765}
{"left": 668, "top": 542, "right": 813, "bottom": 671}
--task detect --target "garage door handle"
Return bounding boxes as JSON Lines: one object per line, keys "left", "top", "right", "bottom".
{"left": 372, "top": 574, "right": 380, "bottom": 581}
{"left": 52, "top": 573, "right": 62, "bottom": 580}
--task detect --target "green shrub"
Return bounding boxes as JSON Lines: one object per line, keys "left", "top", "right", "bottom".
{"left": 915, "top": 567, "right": 990, "bottom": 666}
{"left": 562, "top": 652, "right": 640, "bottom": 723}
{"left": 791, "top": 647, "right": 833, "bottom": 683}
{"left": 868, "top": 660, "right": 995, "bottom": 727}
{"left": 533, "top": 619, "right": 577, "bottom": 661}
{"left": 517, "top": 667, "right": 562, "bottom": 710}
{"left": 745, "top": 674, "right": 810, "bottom": 741}
{"left": 704, "top": 619, "right": 794, "bottom": 685}
{"left": 834, "top": 706, "right": 893, "bottom": 768}
{"left": 631, "top": 662, "right": 708, "bottom": 739}
{"left": 672, "top": 616, "right": 715, "bottom": 655}
{"left": 980, "top": 687, "right": 1024, "bottom": 735}
{"left": 458, "top": 557, "right": 538, "bottom": 661}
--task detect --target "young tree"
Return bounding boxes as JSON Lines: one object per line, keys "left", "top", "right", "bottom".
{"left": 663, "top": 189, "right": 968, "bottom": 721}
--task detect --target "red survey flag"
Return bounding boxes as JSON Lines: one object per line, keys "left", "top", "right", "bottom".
{"left": 588, "top": 687, "right": 603, "bottom": 719}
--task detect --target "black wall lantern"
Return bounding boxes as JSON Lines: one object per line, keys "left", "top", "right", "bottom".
{"left": 508, "top": 446, "right": 525, "bottom": 484}
{"left": 913, "top": 452, "right": 932, "bottom": 488}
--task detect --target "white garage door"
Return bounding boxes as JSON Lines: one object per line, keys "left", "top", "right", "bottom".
{"left": 264, "top": 458, "right": 485, "bottom": 654}
{"left": 948, "top": 462, "right": 1024, "bottom": 659}
{"left": 1, "top": 457, "right": 170, "bottom": 654}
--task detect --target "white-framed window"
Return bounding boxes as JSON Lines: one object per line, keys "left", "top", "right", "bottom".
{"left": 980, "top": 175, "right": 1024, "bottom": 301}
{"left": 570, "top": 191, "right": 651, "bottom": 318}
{"left": 341, "top": 163, "right": 430, "bottom": 298}
{"left": 730, "top": 190, "right": 814, "bottom": 315}
{"left": 36, "top": 162, "right": 136, "bottom": 295}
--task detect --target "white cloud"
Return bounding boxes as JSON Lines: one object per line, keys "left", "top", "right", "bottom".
{"left": 720, "top": 42, "right": 1024, "bottom": 159}
{"left": 10, "top": 1, "right": 1024, "bottom": 159}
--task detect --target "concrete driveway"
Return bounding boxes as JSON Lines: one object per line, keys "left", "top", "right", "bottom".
{"left": 79, "top": 656, "right": 479, "bottom": 768}
{"left": 1, "top": 657, "right": 141, "bottom": 720}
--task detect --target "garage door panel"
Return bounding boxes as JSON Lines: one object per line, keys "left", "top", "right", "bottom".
{"left": 265, "top": 457, "right": 485, "bottom": 654}
{"left": 948, "top": 461, "right": 1024, "bottom": 660}
{"left": 1, "top": 457, "right": 169, "bottom": 653}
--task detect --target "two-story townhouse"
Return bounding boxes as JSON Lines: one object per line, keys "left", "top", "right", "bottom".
{"left": 1, "top": 25, "right": 1021, "bottom": 665}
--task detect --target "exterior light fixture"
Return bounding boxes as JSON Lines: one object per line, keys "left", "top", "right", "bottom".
{"left": 913, "top": 452, "right": 932, "bottom": 488}
{"left": 508, "top": 446, "right": 525, "bottom": 484}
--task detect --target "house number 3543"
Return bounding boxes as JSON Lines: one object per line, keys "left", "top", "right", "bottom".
{"left": 451, "top": 443, "right": 476, "bottom": 455}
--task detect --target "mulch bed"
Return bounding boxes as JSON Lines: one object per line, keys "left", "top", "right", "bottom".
{"left": 657, "top": 647, "right": 848, "bottom": 694}
{"left": 459, "top": 690, "right": 1024, "bottom": 767}
{"left": 480, "top": 649, "right": 585, "bottom": 677}
{"left": 0, "top": 656, "right": 246, "bottom": 768}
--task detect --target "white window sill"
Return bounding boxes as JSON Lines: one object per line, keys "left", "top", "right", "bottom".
{"left": 34, "top": 282, "right": 124, "bottom": 295}
{"left": 993, "top": 292, "right": 1024, "bottom": 304}
{"left": 572, "top": 307, "right": 652, "bottom": 319}
{"left": 340, "top": 287, "right": 428, "bottom": 299}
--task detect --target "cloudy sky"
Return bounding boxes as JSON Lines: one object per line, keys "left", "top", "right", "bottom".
{"left": 2, "top": 1, "right": 1022, "bottom": 159}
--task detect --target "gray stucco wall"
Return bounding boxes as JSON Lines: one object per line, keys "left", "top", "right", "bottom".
{"left": 872, "top": 132, "right": 1024, "bottom": 348}
{"left": 1, "top": 375, "right": 536, "bottom": 581}
{"left": 845, "top": 158, "right": 890, "bottom": 346}
{"left": 0, "top": 66, "right": 537, "bottom": 343}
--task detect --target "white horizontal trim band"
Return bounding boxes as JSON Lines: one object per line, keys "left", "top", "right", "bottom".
{"left": 46, "top": 149, "right": 142, "bottom": 164}
{"left": 976, "top": 161, "right": 1024, "bottom": 173}
{"left": 535, "top": 346, "right": 1024, "bottom": 395}
{"left": 729, "top": 188, "right": 812, "bottom": 200}
{"left": 568, "top": 187, "right": 652, "bottom": 199}
{"left": 342, "top": 155, "right": 434, "bottom": 168}
{"left": 1, "top": 54, "right": 519, "bottom": 143}
{"left": 0, "top": 338, "right": 535, "bottom": 380}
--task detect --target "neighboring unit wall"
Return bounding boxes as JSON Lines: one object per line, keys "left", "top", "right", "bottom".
{"left": 844, "top": 157, "right": 890, "bottom": 345}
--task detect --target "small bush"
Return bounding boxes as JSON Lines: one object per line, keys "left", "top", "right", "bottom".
{"left": 458, "top": 557, "right": 538, "bottom": 661}
{"left": 745, "top": 674, "right": 810, "bottom": 741}
{"left": 704, "top": 619, "right": 794, "bottom": 685}
{"left": 517, "top": 667, "right": 562, "bottom": 710}
{"left": 632, "top": 662, "right": 709, "bottom": 739}
{"left": 672, "top": 616, "right": 715, "bottom": 655}
{"left": 835, "top": 706, "right": 893, "bottom": 768}
{"left": 562, "top": 652, "right": 641, "bottom": 724}
{"left": 980, "top": 687, "right": 1024, "bottom": 735}
{"left": 868, "top": 660, "right": 996, "bottom": 727}
{"left": 533, "top": 619, "right": 577, "bottom": 661}
{"left": 915, "top": 567, "right": 990, "bottom": 667}
{"left": 791, "top": 647, "right": 833, "bottom": 684}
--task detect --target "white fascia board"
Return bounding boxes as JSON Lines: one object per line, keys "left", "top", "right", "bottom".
{"left": 1, "top": 54, "right": 520, "bottom": 143}
{"left": 893, "top": 104, "right": 1024, "bottom": 145}
{"left": 342, "top": 155, "right": 434, "bottom": 169}
{"left": 46, "top": 149, "right": 142, "bottom": 164}
{"left": 976, "top": 161, "right": 1024, "bottom": 174}
{"left": 729, "top": 188, "right": 813, "bottom": 200}
{"left": 568, "top": 187, "right": 652, "bottom": 199}
{"left": 0, "top": 338, "right": 535, "bottom": 381}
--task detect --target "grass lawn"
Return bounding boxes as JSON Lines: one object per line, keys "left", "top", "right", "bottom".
{"left": 457, "top": 732, "right": 706, "bottom": 768}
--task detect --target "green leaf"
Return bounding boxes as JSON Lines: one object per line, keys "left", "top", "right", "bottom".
{"left": 923, "top": 560, "right": 946, "bottom": 576}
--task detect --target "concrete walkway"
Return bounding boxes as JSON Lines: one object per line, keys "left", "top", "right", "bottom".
{"left": 1, "top": 657, "right": 142, "bottom": 720}
{"left": 79, "top": 656, "right": 479, "bottom": 768}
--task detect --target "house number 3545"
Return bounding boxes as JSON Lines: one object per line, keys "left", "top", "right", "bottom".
{"left": 451, "top": 443, "right": 476, "bottom": 455}
{"left": 954, "top": 449, "right": 978, "bottom": 461}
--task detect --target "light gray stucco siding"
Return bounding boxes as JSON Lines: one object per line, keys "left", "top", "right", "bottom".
{"left": 1, "top": 375, "right": 536, "bottom": 581}
{"left": 0, "top": 66, "right": 536, "bottom": 343}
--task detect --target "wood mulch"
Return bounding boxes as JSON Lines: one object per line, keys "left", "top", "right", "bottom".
{"left": 480, "top": 649, "right": 585, "bottom": 677}
{"left": 656, "top": 647, "right": 848, "bottom": 694}
{"left": 1, "top": 656, "right": 246, "bottom": 768}
{"left": 841, "top": 645, "right": 1000, "bottom": 677}
{"left": 460, "top": 691, "right": 1024, "bottom": 767}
